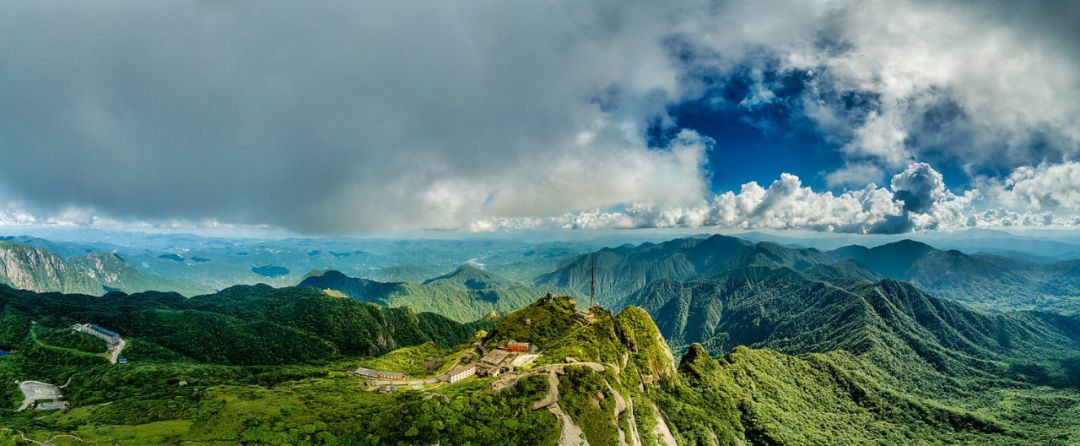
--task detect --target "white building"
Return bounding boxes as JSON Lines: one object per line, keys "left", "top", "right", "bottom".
{"left": 447, "top": 365, "right": 476, "bottom": 383}
{"left": 72, "top": 323, "right": 121, "bottom": 348}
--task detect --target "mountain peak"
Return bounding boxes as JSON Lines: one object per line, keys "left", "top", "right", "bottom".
{"left": 482, "top": 294, "right": 678, "bottom": 389}
{"left": 423, "top": 263, "right": 515, "bottom": 289}
{"left": 679, "top": 343, "right": 711, "bottom": 368}
{"left": 827, "top": 239, "right": 939, "bottom": 279}
{"left": 881, "top": 239, "right": 936, "bottom": 251}
{"left": 303, "top": 269, "right": 350, "bottom": 281}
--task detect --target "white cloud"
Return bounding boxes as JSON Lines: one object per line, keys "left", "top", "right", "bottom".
{"left": 890, "top": 162, "right": 948, "bottom": 214}
{"left": 825, "top": 163, "right": 885, "bottom": 188}
{"left": 982, "top": 161, "right": 1080, "bottom": 211}
{"left": 470, "top": 162, "right": 1080, "bottom": 233}
{"left": 0, "top": 197, "right": 276, "bottom": 236}
{"left": 674, "top": 0, "right": 1080, "bottom": 168}
{"left": 709, "top": 174, "right": 903, "bottom": 232}
{"left": 7, "top": 159, "right": 1079, "bottom": 235}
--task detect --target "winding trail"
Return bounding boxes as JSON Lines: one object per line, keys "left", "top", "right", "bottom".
{"left": 487, "top": 360, "right": 615, "bottom": 446}
{"left": 606, "top": 380, "right": 640, "bottom": 446}
{"left": 1, "top": 428, "right": 83, "bottom": 445}
{"left": 532, "top": 372, "right": 560, "bottom": 410}
{"left": 494, "top": 361, "right": 607, "bottom": 391}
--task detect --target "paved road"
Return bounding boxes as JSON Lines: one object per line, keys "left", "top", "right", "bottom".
{"left": 532, "top": 372, "right": 560, "bottom": 410}
{"left": 107, "top": 338, "right": 126, "bottom": 364}
{"left": 494, "top": 361, "right": 606, "bottom": 389}
{"left": 365, "top": 357, "right": 471, "bottom": 387}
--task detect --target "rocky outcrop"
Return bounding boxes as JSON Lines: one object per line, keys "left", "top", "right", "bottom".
{"left": 0, "top": 242, "right": 101, "bottom": 294}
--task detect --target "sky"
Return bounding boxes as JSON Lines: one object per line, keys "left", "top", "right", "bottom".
{"left": 1, "top": 0, "right": 1079, "bottom": 236}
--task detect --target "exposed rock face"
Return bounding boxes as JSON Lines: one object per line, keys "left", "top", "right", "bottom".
{"left": 550, "top": 402, "right": 589, "bottom": 446}
{"left": 75, "top": 253, "right": 123, "bottom": 284}
{"left": 0, "top": 242, "right": 211, "bottom": 296}
{"left": 650, "top": 404, "right": 678, "bottom": 446}
{"left": 0, "top": 242, "right": 101, "bottom": 294}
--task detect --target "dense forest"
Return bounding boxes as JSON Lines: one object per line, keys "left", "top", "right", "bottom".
{"left": 1, "top": 249, "right": 1079, "bottom": 444}
{"left": 0, "top": 284, "right": 492, "bottom": 366}
{"left": 299, "top": 267, "right": 567, "bottom": 322}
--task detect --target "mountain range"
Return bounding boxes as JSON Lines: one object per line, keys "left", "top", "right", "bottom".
{"left": 2, "top": 232, "right": 1080, "bottom": 444}
{"left": 298, "top": 264, "right": 566, "bottom": 322}
{"left": 533, "top": 235, "right": 834, "bottom": 306}
{"left": 0, "top": 241, "right": 212, "bottom": 297}
{"left": 0, "top": 283, "right": 489, "bottom": 365}
{"left": 629, "top": 266, "right": 1080, "bottom": 380}
{"left": 2, "top": 275, "right": 1077, "bottom": 444}
{"left": 534, "top": 234, "right": 1080, "bottom": 315}
{"left": 828, "top": 239, "right": 1080, "bottom": 313}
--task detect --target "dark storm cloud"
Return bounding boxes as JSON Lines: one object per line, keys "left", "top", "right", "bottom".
{"left": 0, "top": 1, "right": 710, "bottom": 232}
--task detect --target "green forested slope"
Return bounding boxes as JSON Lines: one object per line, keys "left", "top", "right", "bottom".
{"left": 1, "top": 281, "right": 1078, "bottom": 445}
{"left": 68, "top": 253, "right": 213, "bottom": 297}
{"left": 534, "top": 235, "right": 832, "bottom": 306}
{"left": 621, "top": 266, "right": 1080, "bottom": 443}
{"left": 628, "top": 267, "right": 1080, "bottom": 386}
{"left": 299, "top": 268, "right": 564, "bottom": 322}
{"left": 829, "top": 240, "right": 1080, "bottom": 313}
{"left": 0, "top": 284, "right": 490, "bottom": 365}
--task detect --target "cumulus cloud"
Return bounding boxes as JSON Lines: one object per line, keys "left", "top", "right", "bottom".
{"left": 471, "top": 162, "right": 1080, "bottom": 233}
{"left": 672, "top": 0, "right": 1080, "bottom": 169}
{"left": 0, "top": 1, "right": 1078, "bottom": 234}
{"left": 981, "top": 162, "right": 1080, "bottom": 212}
{"left": 891, "top": 163, "right": 948, "bottom": 214}
{"left": 825, "top": 163, "right": 885, "bottom": 188}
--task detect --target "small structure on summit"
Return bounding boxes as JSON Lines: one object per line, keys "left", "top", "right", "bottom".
{"left": 504, "top": 341, "right": 537, "bottom": 353}
{"left": 476, "top": 341, "right": 541, "bottom": 376}
{"left": 477, "top": 349, "right": 514, "bottom": 377}
{"left": 544, "top": 292, "right": 574, "bottom": 306}
{"left": 574, "top": 309, "right": 598, "bottom": 324}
